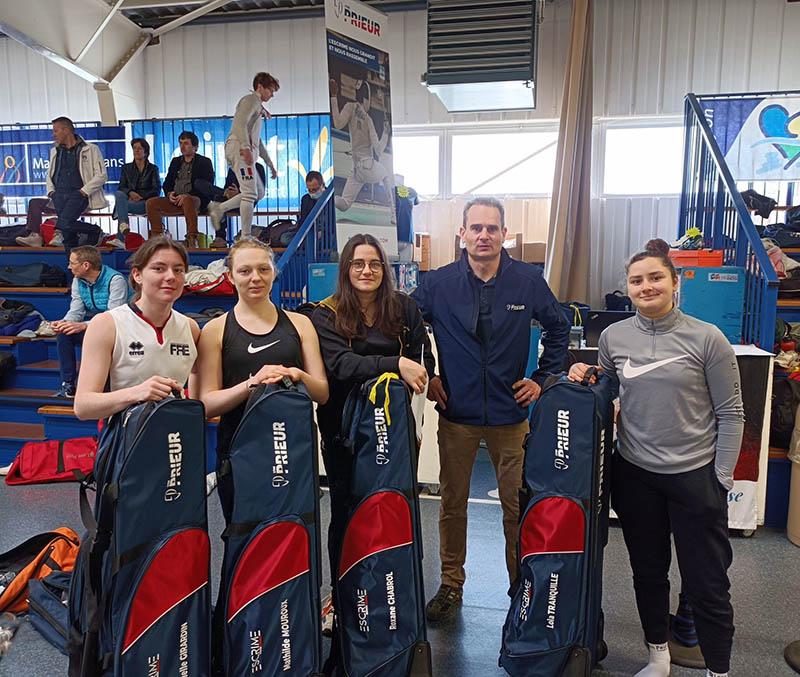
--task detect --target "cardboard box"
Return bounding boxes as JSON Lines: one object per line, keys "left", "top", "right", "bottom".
{"left": 523, "top": 242, "right": 547, "bottom": 263}
{"left": 414, "top": 233, "right": 431, "bottom": 271}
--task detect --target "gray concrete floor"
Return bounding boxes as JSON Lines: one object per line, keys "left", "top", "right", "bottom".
{"left": 1, "top": 448, "right": 798, "bottom": 675}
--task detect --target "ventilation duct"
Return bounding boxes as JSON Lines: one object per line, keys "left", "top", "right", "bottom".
{"left": 422, "top": 0, "right": 539, "bottom": 112}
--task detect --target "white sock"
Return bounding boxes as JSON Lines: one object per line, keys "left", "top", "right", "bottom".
{"left": 707, "top": 671, "right": 728, "bottom": 677}
{"left": 239, "top": 199, "right": 254, "bottom": 236}
{"left": 635, "top": 642, "right": 671, "bottom": 677}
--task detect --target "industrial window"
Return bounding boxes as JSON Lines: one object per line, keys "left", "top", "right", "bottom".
{"left": 392, "top": 135, "right": 440, "bottom": 197}
{"left": 603, "top": 126, "right": 684, "bottom": 195}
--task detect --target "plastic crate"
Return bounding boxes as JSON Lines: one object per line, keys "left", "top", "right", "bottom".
{"left": 668, "top": 249, "right": 724, "bottom": 267}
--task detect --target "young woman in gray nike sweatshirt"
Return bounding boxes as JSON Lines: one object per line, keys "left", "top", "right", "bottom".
{"left": 570, "top": 243, "right": 744, "bottom": 677}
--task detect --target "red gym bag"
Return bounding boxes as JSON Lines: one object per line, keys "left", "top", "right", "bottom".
{"left": 5, "top": 437, "right": 97, "bottom": 485}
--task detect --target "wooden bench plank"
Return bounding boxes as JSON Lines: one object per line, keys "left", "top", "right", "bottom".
{"left": 0, "top": 287, "right": 69, "bottom": 293}
{"left": 0, "top": 421, "right": 45, "bottom": 439}
{"left": 0, "top": 336, "right": 34, "bottom": 345}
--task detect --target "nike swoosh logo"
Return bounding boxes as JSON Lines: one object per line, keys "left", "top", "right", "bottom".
{"left": 622, "top": 355, "right": 688, "bottom": 379}
{"left": 247, "top": 340, "right": 280, "bottom": 354}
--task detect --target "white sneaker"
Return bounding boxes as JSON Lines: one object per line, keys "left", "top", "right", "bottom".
{"left": 205, "top": 471, "right": 217, "bottom": 496}
{"left": 107, "top": 236, "right": 125, "bottom": 250}
{"left": 321, "top": 594, "right": 334, "bottom": 637}
{"left": 15, "top": 232, "right": 43, "bottom": 247}
{"left": 48, "top": 231, "right": 64, "bottom": 247}
{"left": 207, "top": 202, "right": 224, "bottom": 230}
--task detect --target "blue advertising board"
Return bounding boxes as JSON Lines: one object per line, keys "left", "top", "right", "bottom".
{"left": 131, "top": 114, "right": 332, "bottom": 211}
{"left": 0, "top": 125, "right": 125, "bottom": 198}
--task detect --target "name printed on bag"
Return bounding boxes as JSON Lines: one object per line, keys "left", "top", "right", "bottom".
{"left": 147, "top": 654, "right": 160, "bottom": 677}
{"left": 385, "top": 572, "right": 397, "bottom": 630}
{"left": 165, "top": 432, "right": 183, "bottom": 502}
{"left": 546, "top": 573, "right": 559, "bottom": 629}
{"left": 280, "top": 599, "right": 291, "bottom": 671}
{"left": 518, "top": 579, "right": 532, "bottom": 622}
{"left": 272, "top": 422, "right": 290, "bottom": 488}
{"left": 374, "top": 408, "right": 389, "bottom": 465}
{"left": 249, "top": 630, "right": 263, "bottom": 673}
{"left": 178, "top": 621, "right": 189, "bottom": 676}
{"left": 554, "top": 410, "right": 570, "bottom": 471}
{"left": 356, "top": 589, "right": 370, "bottom": 633}
{"left": 596, "top": 428, "right": 606, "bottom": 514}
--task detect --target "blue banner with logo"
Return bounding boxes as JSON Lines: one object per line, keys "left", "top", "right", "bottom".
{"left": 131, "top": 114, "right": 332, "bottom": 211}
{"left": 0, "top": 125, "right": 125, "bottom": 198}
{"left": 701, "top": 95, "right": 800, "bottom": 180}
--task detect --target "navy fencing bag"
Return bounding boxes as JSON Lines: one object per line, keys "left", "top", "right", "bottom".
{"left": 335, "top": 373, "right": 432, "bottom": 677}
{"left": 500, "top": 370, "right": 614, "bottom": 676}
{"left": 68, "top": 396, "right": 210, "bottom": 677}
{"left": 213, "top": 380, "right": 322, "bottom": 677}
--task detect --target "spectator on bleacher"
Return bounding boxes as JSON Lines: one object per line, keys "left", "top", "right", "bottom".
{"left": 14, "top": 198, "right": 56, "bottom": 247}
{"left": 298, "top": 170, "right": 325, "bottom": 226}
{"left": 112, "top": 137, "right": 161, "bottom": 243}
{"left": 51, "top": 245, "right": 127, "bottom": 398}
{"left": 17, "top": 117, "right": 106, "bottom": 254}
{"left": 145, "top": 130, "right": 214, "bottom": 249}
{"left": 207, "top": 72, "right": 279, "bottom": 240}
{"left": 195, "top": 164, "right": 266, "bottom": 248}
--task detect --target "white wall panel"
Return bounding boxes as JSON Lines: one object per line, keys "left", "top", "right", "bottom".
{"left": 589, "top": 196, "right": 679, "bottom": 307}
{"left": 0, "top": 38, "right": 99, "bottom": 124}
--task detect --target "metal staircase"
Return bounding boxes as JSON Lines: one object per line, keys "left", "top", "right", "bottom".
{"left": 679, "top": 93, "right": 779, "bottom": 349}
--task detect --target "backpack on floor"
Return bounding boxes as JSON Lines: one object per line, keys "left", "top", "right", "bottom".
{"left": 500, "top": 370, "right": 614, "bottom": 676}
{"left": 334, "top": 373, "right": 432, "bottom": 677}
{"left": 260, "top": 218, "right": 298, "bottom": 248}
{"left": 5, "top": 436, "right": 97, "bottom": 486}
{"left": 0, "top": 527, "right": 81, "bottom": 614}
{"left": 212, "top": 380, "right": 323, "bottom": 677}
{"left": 67, "top": 396, "right": 210, "bottom": 677}
{"left": 29, "top": 570, "right": 73, "bottom": 654}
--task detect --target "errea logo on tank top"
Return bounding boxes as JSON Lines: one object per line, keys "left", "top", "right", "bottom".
{"left": 164, "top": 432, "right": 183, "bottom": 501}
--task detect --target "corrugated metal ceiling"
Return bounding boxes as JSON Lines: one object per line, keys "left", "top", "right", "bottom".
{"left": 115, "top": 0, "right": 425, "bottom": 28}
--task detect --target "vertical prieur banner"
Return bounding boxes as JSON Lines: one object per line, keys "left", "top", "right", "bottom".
{"left": 325, "top": 0, "right": 397, "bottom": 254}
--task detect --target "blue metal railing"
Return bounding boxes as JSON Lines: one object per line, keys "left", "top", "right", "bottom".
{"left": 679, "top": 93, "right": 779, "bottom": 349}
{"left": 272, "top": 185, "right": 337, "bottom": 309}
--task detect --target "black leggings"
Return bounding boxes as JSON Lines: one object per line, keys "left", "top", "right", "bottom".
{"left": 611, "top": 453, "right": 734, "bottom": 674}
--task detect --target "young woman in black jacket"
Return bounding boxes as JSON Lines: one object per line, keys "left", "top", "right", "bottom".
{"left": 307, "top": 233, "right": 434, "bottom": 599}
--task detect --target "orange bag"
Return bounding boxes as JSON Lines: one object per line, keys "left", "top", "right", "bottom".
{"left": 0, "top": 527, "right": 81, "bottom": 613}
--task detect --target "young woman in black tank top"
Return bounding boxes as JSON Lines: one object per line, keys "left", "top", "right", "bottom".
{"left": 197, "top": 238, "right": 328, "bottom": 520}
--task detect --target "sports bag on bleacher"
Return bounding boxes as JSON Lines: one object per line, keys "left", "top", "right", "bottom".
{"left": 5, "top": 436, "right": 97, "bottom": 485}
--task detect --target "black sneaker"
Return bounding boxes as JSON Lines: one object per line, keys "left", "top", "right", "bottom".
{"left": 52, "top": 382, "right": 75, "bottom": 399}
{"left": 425, "top": 584, "right": 462, "bottom": 622}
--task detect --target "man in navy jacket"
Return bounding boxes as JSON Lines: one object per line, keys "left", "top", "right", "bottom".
{"left": 412, "top": 197, "right": 569, "bottom": 621}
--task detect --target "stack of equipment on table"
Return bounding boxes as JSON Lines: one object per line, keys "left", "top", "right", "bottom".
{"left": 67, "top": 395, "right": 210, "bottom": 677}
{"left": 212, "top": 379, "right": 323, "bottom": 676}
{"left": 0, "top": 262, "right": 66, "bottom": 288}
{"left": 0, "top": 528, "right": 81, "bottom": 615}
{"left": 333, "top": 373, "right": 432, "bottom": 677}
{"left": 500, "top": 368, "right": 614, "bottom": 676}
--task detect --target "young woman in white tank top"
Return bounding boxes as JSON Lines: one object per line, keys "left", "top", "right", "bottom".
{"left": 74, "top": 237, "right": 200, "bottom": 421}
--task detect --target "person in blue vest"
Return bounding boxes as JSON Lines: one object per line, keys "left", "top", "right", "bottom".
{"left": 50, "top": 245, "right": 127, "bottom": 398}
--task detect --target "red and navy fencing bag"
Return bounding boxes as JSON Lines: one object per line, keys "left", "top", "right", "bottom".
{"left": 67, "top": 396, "right": 210, "bottom": 677}
{"left": 212, "top": 380, "right": 322, "bottom": 677}
{"left": 500, "top": 370, "right": 614, "bottom": 676}
{"left": 335, "top": 373, "right": 432, "bottom": 677}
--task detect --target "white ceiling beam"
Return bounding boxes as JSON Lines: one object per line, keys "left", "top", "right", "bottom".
{"left": 76, "top": 0, "right": 126, "bottom": 62}
{"left": 151, "top": 0, "right": 231, "bottom": 37}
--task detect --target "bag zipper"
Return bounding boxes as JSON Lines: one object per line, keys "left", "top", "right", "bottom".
{"left": 27, "top": 596, "right": 68, "bottom": 639}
